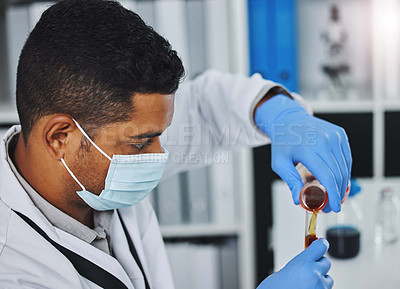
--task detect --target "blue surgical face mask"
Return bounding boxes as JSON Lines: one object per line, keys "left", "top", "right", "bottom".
{"left": 61, "top": 119, "right": 169, "bottom": 211}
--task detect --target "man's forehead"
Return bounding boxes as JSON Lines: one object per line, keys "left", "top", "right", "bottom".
{"left": 98, "top": 93, "right": 174, "bottom": 139}
{"left": 132, "top": 93, "right": 175, "bottom": 109}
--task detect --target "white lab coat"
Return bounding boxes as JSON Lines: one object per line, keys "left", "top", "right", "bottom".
{"left": 0, "top": 70, "right": 284, "bottom": 288}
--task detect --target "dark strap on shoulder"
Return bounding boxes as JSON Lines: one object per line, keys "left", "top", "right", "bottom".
{"left": 117, "top": 210, "right": 151, "bottom": 289}
{"left": 13, "top": 210, "right": 129, "bottom": 289}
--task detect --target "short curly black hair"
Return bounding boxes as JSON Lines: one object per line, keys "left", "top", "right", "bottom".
{"left": 16, "top": 0, "right": 185, "bottom": 142}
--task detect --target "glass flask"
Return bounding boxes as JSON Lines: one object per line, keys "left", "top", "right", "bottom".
{"left": 375, "top": 188, "right": 400, "bottom": 245}
{"left": 325, "top": 179, "right": 362, "bottom": 259}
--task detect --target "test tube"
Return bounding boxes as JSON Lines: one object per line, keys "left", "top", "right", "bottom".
{"left": 296, "top": 163, "right": 328, "bottom": 248}
{"left": 305, "top": 211, "right": 319, "bottom": 248}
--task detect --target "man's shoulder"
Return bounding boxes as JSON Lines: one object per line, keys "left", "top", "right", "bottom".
{"left": 0, "top": 203, "right": 89, "bottom": 288}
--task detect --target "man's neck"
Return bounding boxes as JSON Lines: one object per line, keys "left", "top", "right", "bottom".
{"left": 10, "top": 134, "right": 95, "bottom": 228}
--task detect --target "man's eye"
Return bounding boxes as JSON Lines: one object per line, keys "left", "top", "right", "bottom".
{"left": 130, "top": 139, "right": 154, "bottom": 151}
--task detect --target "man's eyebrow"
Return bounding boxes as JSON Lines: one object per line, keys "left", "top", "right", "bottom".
{"left": 128, "top": 122, "right": 171, "bottom": 140}
{"left": 128, "top": 131, "right": 162, "bottom": 140}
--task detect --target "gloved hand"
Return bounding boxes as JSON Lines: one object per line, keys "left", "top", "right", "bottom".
{"left": 255, "top": 94, "right": 352, "bottom": 212}
{"left": 257, "top": 239, "right": 333, "bottom": 289}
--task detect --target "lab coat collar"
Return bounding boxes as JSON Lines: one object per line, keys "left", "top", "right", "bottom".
{"left": 0, "top": 126, "right": 135, "bottom": 289}
{"left": 0, "top": 125, "right": 57, "bottom": 238}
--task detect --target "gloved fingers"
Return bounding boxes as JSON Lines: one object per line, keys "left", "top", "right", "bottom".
{"left": 329, "top": 131, "right": 350, "bottom": 201}
{"left": 315, "top": 257, "right": 331, "bottom": 277}
{"left": 316, "top": 151, "right": 344, "bottom": 202}
{"left": 322, "top": 203, "right": 333, "bottom": 213}
{"left": 339, "top": 127, "right": 353, "bottom": 176}
{"left": 320, "top": 275, "right": 334, "bottom": 289}
{"left": 333, "top": 148, "right": 349, "bottom": 201}
{"left": 319, "top": 120, "right": 352, "bottom": 176}
{"left": 270, "top": 153, "right": 303, "bottom": 205}
{"left": 316, "top": 124, "right": 348, "bottom": 201}
{"left": 302, "top": 154, "right": 341, "bottom": 212}
{"left": 301, "top": 238, "right": 329, "bottom": 262}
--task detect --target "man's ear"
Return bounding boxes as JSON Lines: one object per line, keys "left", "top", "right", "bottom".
{"left": 42, "top": 115, "right": 79, "bottom": 160}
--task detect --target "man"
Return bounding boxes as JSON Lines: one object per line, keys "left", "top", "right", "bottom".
{"left": 0, "top": 0, "right": 350, "bottom": 288}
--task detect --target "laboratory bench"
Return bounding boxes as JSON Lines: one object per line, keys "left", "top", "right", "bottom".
{"left": 330, "top": 239, "right": 400, "bottom": 289}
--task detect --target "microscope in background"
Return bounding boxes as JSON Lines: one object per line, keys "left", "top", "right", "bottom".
{"left": 319, "top": 4, "right": 351, "bottom": 100}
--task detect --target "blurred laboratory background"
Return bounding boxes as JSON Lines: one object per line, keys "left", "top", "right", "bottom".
{"left": 1, "top": 0, "right": 400, "bottom": 288}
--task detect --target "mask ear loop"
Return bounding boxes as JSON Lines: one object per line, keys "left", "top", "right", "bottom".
{"left": 61, "top": 158, "right": 86, "bottom": 191}
{"left": 72, "top": 119, "right": 112, "bottom": 161}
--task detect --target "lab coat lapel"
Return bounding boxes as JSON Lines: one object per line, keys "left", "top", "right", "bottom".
{"left": 112, "top": 207, "right": 151, "bottom": 289}
{"left": 55, "top": 226, "right": 135, "bottom": 289}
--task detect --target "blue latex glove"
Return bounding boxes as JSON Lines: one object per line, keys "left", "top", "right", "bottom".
{"left": 349, "top": 178, "right": 361, "bottom": 197}
{"left": 257, "top": 239, "right": 333, "bottom": 289}
{"left": 255, "top": 94, "right": 352, "bottom": 212}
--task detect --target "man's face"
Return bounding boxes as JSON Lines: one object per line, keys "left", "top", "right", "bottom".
{"left": 65, "top": 93, "right": 174, "bottom": 200}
